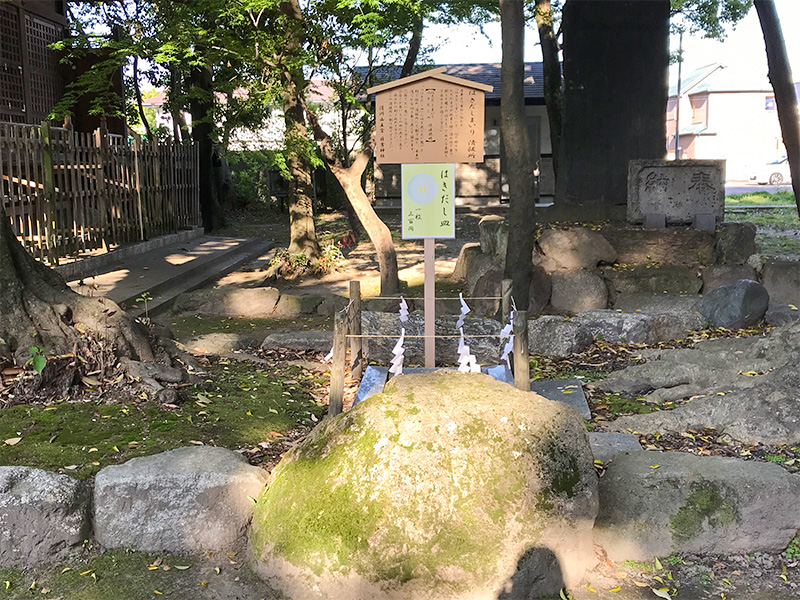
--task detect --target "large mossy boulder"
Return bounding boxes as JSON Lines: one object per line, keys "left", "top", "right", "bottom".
{"left": 249, "top": 371, "right": 598, "bottom": 600}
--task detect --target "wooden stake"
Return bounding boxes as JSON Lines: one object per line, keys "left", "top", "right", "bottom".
{"left": 349, "top": 280, "right": 364, "bottom": 381}
{"left": 424, "top": 237, "right": 436, "bottom": 368}
{"left": 501, "top": 278, "right": 513, "bottom": 323}
{"left": 329, "top": 310, "right": 347, "bottom": 416}
{"left": 512, "top": 310, "right": 529, "bottom": 391}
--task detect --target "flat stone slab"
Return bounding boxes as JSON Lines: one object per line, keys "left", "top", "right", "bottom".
{"left": 355, "top": 368, "right": 590, "bottom": 419}
{"left": 530, "top": 379, "right": 591, "bottom": 419}
{"left": 588, "top": 432, "right": 643, "bottom": 464}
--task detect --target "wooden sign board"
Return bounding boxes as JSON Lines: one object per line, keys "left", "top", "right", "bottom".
{"left": 368, "top": 68, "right": 492, "bottom": 164}
{"left": 401, "top": 163, "right": 455, "bottom": 239}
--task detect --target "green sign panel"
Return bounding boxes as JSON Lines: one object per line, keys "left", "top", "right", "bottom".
{"left": 401, "top": 163, "right": 455, "bottom": 239}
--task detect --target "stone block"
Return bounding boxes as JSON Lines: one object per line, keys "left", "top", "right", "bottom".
{"left": 602, "top": 226, "right": 716, "bottom": 267}
{"left": 765, "top": 303, "right": 800, "bottom": 326}
{"left": 628, "top": 159, "right": 725, "bottom": 224}
{"left": 528, "top": 265, "right": 552, "bottom": 315}
{"left": 604, "top": 264, "right": 702, "bottom": 295}
{"left": 693, "top": 213, "right": 716, "bottom": 231}
{"left": 550, "top": 270, "right": 608, "bottom": 315}
{"left": 170, "top": 287, "right": 280, "bottom": 318}
{"left": 528, "top": 316, "right": 594, "bottom": 358}
{"left": 537, "top": 227, "right": 617, "bottom": 270}
{"left": 271, "top": 294, "right": 323, "bottom": 318}
{"left": 588, "top": 433, "right": 643, "bottom": 464}
{"left": 0, "top": 468, "right": 91, "bottom": 567}
{"left": 716, "top": 222, "right": 757, "bottom": 264}
{"left": 478, "top": 215, "right": 508, "bottom": 262}
{"left": 701, "top": 264, "right": 757, "bottom": 293}
{"left": 696, "top": 279, "right": 769, "bottom": 329}
{"left": 261, "top": 331, "right": 334, "bottom": 353}
{"left": 452, "top": 242, "right": 482, "bottom": 282}
{"left": 530, "top": 379, "right": 591, "bottom": 419}
{"left": 762, "top": 260, "right": 800, "bottom": 305}
{"left": 315, "top": 295, "right": 349, "bottom": 318}
{"left": 644, "top": 213, "right": 666, "bottom": 229}
{"left": 466, "top": 253, "right": 500, "bottom": 296}
{"left": 95, "top": 447, "right": 267, "bottom": 554}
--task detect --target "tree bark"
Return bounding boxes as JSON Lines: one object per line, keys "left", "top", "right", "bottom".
{"left": 189, "top": 61, "right": 225, "bottom": 232}
{"left": 400, "top": 15, "right": 424, "bottom": 78}
{"left": 535, "top": 0, "right": 562, "bottom": 180}
{"left": 754, "top": 0, "right": 800, "bottom": 214}
{"left": 132, "top": 56, "right": 153, "bottom": 140}
{"left": 0, "top": 209, "right": 152, "bottom": 365}
{"left": 500, "top": 0, "right": 536, "bottom": 310}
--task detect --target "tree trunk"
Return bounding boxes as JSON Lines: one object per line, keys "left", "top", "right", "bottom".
{"left": 189, "top": 62, "right": 225, "bottom": 232}
{"left": 535, "top": 0, "right": 562, "bottom": 181}
{"left": 132, "top": 56, "right": 153, "bottom": 140}
{"left": 400, "top": 15, "right": 424, "bottom": 78}
{"left": 754, "top": 0, "right": 800, "bottom": 214}
{"left": 556, "top": 0, "right": 669, "bottom": 212}
{"left": 169, "top": 66, "right": 183, "bottom": 143}
{"left": 500, "top": 0, "right": 536, "bottom": 310}
{"left": 0, "top": 210, "right": 152, "bottom": 365}
{"left": 282, "top": 69, "right": 322, "bottom": 258}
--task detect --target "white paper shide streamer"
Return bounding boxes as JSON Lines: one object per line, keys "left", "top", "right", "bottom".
{"left": 499, "top": 313, "right": 514, "bottom": 368}
{"left": 457, "top": 327, "right": 481, "bottom": 373}
{"left": 389, "top": 328, "right": 406, "bottom": 376}
{"left": 456, "top": 292, "right": 470, "bottom": 329}
{"left": 399, "top": 296, "right": 409, "bottom": 323}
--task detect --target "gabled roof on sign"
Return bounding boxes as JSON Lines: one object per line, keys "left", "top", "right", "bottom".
{"left": 359, "top": 63, "right": 546, "bottom": 101}
{"left": 366, "top": 66, "right": 494, "bottom": 95}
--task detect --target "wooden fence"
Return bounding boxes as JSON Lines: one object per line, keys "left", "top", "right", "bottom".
{"left": 0, "top": 122, "right": 200, "bottom": 264}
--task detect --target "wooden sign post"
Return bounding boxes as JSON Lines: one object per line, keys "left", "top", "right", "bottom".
{"left": 367, "top": 68, "right": 492, "bottom": 368}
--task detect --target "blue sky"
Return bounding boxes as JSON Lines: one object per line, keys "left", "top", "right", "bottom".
{"left": 426, "top": 0, "right": 800, "bottom": 88}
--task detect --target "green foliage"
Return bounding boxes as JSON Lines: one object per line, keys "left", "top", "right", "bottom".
{"left": 785, "top": 537, "right": 800, "bottom": 559}
{"left": 726, "top": 190, "right": 794, "bottom": 206}
{"left": 26, "top": 346, "right": 47, "bottom": 374}
{"left": 670, "top": 0, "right": 753, "bottom": 39}
{"left": 135, "top": 291, "right": 152, "bottom": 318}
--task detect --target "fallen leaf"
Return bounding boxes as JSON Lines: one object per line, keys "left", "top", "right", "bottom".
{"left": 609, "top": 587, "right": 621, "bottom": 592}
{"left": 651, "top": 588, "right": 672, "bottom": 599}
{"left": 200, "top": 580, "right": 208, "bottom": 587}
{"left": 4, "top": 437, "right": 21, "bottom": 446}
{"left": 82, "top": 376, "right": 101, "bottom": 387}
{"left": 189, "top": 440, "right": 204, "bottom": 446}
{"left": 173, "top": 566, "right": 190, "bottom": 571}
{"left": 633, "top": 580, "right": 649, "bottom": 587}
{"left": 650, "top": 464, "right": 660, "bottom": 469}
{"left": 654, "top": 557, "right": 663, "bottom": 571}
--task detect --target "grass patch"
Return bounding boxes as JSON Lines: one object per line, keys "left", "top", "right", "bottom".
{"left": 0, "top": 358, "right": 325, "bottom": 478}
{"left": 167, "top": 315, "right": 332, "bottom": 341}
{"left": 725, "top": 190, "right": 794, "bottom": 206}
{"left": 725, "top": 206, "right": 799, "bottom": 230}
{"left": 592, "top": 392, "right": 656, "bottom": 417}
{"left": 0, "top": 549, "right": 273, "bottom": 599}
{"left": 530, "top": 357, "right": 611, "bottom": 383}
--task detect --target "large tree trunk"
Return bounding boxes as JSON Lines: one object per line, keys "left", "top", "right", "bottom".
{"left": 0, "top": 212, "right": 152, "bottom": 365}
{"left": 400, "top": 15, "right": 424, "bottom": 78}
{"left": 556, "top": 0, "right": 669, "bottom": 213}
{"left": 189, "top": 62, "right": 225, "bottom": 232}
{"left": 132, "top": 56, "right": 153, "bottom": 140}
{"left": 535, "top": 0, "right": 563, "bottom": 181}
{"left": 754, "top": 0, "right": 800, "bottom": 214}
{"left": 500, "top": 0, "right": 536, "bottom": 310}
{"left": 282, "top": 68, "right": 322, "bottom": 258}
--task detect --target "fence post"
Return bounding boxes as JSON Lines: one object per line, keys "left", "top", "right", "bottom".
{"left": 133, "top": 137, "right": 145, "bottom": 240}
{"left": 512, "top": 310, "right": 529, "bottom": 392}
{"left": 348, "top": 281, "right": 364, "bottom": 381}
{"left": 40, "top": 122, "right": 58, "bottom": 265}
{"left": 501, "top": 278, "right": 513, "bottom": 323}
{"left": 329, "top": 310, "right": 348, "bottom": 417}
{"left": 93, "top": 123, "right": 110, "bottom": 250}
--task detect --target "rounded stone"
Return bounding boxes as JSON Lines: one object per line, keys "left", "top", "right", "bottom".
{"left": 550, "top": 270, "right": 608, "bottom": 315}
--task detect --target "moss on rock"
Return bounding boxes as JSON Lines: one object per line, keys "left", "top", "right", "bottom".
{"left": 249, "top": 370, "right": 598, "bottom": 600}
{"left": 670, "top": 482, "right": 738, "bottom": 543}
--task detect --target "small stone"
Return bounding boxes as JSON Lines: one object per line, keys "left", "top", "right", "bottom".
{"left": 550, "top": 270, "right": 608, "bottom": 315}
{"left": 527, "top": 316, "right": 593, "bottom": 358}
{"left": 538, "top": 227, "right": 617, "bottom": 270}
{"left": 696, "top": 279, "right": 769, "bottom": 329}
{"left": 716, "top": 222, "right": 757, "bottom": 265}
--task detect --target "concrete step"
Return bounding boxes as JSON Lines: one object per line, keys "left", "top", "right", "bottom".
{"left": 69, "top": 236, "right": 274, "bottom": 317}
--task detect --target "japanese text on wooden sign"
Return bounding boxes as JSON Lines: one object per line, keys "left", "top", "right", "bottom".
{"left": 374, "top": 79, "right": 485, "bottom": 164}
{"left": 402, "top": 164, "right": 455, "bottom": 239}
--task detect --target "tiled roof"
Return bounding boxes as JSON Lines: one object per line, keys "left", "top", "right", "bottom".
{"left": 357, "top": 63, "right": 545, "bottom": 100}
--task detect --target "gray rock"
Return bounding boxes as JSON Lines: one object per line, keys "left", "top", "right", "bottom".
{"left": 452, "top": 242, "right": 482, "bottom": 283}
{"left": 271, "top": 294, "right": 323, "bottom": 318}
{"left": 363, "top": 297, "right": 418, "bottom": 313}
{"left": 528, "top": 265, "right": 552, "bottom": 315}
{"left": 538, "top": 227, "right": 617, "bottom": 270}
{"left": 181, "top": 332, "right": 261, "bottom": 355}
{"left": 766, "top": 303, "right": 800, "bottom": 326}
{"left": 716, "top": 222, "right": 757, "bottom": 265}
{"left": 594, "top": 451, "right": 800, "bottom": 561}
{"left": 472, "top": 266, "right": 503, "bottom": 318}
{"left": 170, "top": 287, "right": 280, "bottom": 318}
{"left": 696, "top": 279, "right": 769, "bottom": 329}
{"left": 701, "top": 264, "right": 757, "bottom": 292}
{"left": 604, "top": 264, "right": 702, "bottom": 295}
{"left": 95, "top": 446, "right": 267, "bottom": 554}
{"left": 762, "top": 260, "right": 800, "bottom": 305}
{"left": 612, "top": 292, "right": 700, "bottom": 315}
{"left": 466, "top": 253, "right": 500, "bottom": 296}
{"left": 530, "top": 379, "right": 591, "bottom": 419}
{"left": 250, "top": 371, "right": 598, "bottom": 599}
{"left": 261, "top": 330, "right": 334, "bottom": 353}
{"left": 602, "top": 226, "right": 716, "bottom": 267}
{"left": 588, "top": 433, "right": 643, "bottom": 464}
{"left": 532, "top": 250, "right": 559, "bottom": 274}
{"left": 550, "top": 270, "right": 608, "bottom": 315}
{"left": 362, "top": 311, "right": 503, "bottom": 365}
{"left": 528, "top": 316, "right": 594, "bottom": 358}
{"left": 574, "top": 309, "right": 699, "bottom": 344}
{"left": 315, "top": 295, "right": 348, "bottom": 318}
{"left": 479, "top": 215, "right": 508, "bottom": 262}
{"left": 0, "top": 468, "right": 91, "bottom": 567}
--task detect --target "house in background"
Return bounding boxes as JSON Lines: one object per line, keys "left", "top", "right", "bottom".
{"left": 371, "top": 63, "right": 554, "bottom": 206}
{"left": 667, "top": 63, "right": 793, "bottom": 180}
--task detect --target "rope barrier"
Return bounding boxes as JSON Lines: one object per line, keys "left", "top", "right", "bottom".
{"left": 362, "top": 296, "right": 503, "bottom": 301}
{"left": 344, "top": 333, "right": 511, "bottom": 339}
